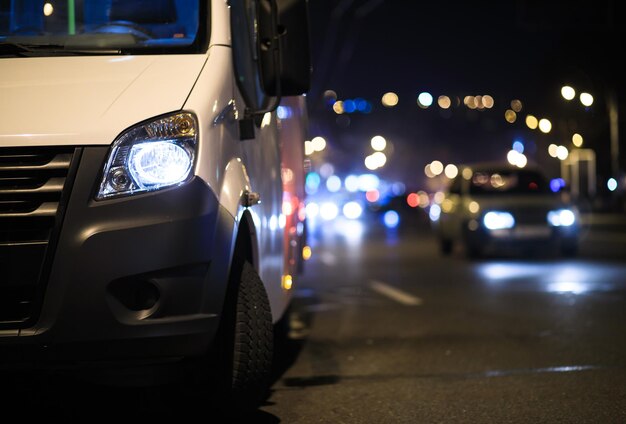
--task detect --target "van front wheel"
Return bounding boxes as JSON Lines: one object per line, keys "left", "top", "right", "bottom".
{"left": 214, "top": 261, "right": 273, "bottom": 414}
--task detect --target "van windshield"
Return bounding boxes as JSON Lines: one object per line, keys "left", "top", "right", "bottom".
{"left": 0, "top": 0, "right": 206, "bottom": 55}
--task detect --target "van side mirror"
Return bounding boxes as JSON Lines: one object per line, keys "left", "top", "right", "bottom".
{"left": 231, "top": 0, "right": 311, "bottom": 119}
{"left": 260, "top": 0, "right": 312, "bottom": 96}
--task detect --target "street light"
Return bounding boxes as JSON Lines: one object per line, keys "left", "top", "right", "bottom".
{"left": 580, "top": 92, "right": 594, "bottom": 107}
{"left": 572, "top": 133, "right": 583, "bottom": 147}
{"left": 538, "top": 118, "right": 552, "bottom": 133}
{"left": 560, "top": 84, "right": 619, "bottom": 182}
{"left": 561, "top": 85, "right": 576, "bottom": 101}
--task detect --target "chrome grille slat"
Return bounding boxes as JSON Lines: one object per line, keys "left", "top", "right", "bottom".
{"left": 0, "top": 177, "right": 66, "bottom": 194}
{"left": 0, "top": 153, "right": 72, "bottom": 172}
{"left": 0, "top": 147, "right": 75, "bottom": 324}
{"left": 0, "top": 201, "right": 59, "bottom": 218}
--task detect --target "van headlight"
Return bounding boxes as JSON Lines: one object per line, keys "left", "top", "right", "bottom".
{"left": 547, "top": 209, "right": 576, "bottom": 227}
{"left": 96, "top": 112, "right": 197, "bottom": 199}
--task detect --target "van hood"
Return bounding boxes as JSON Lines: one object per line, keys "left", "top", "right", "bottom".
{"left": 0, "top": 55, "right": 207, "bottom": 147}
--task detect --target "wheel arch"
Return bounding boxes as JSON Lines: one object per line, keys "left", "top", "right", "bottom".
{"left": 231, "top": 210, "right": 259, "bottom": 274}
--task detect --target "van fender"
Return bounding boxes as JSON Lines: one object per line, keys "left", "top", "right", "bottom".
{"left": 216, "top": 157, "right": 261, "bottom": 273}
{"left": 218, "top": 157, "right": 252, "bottom": 219}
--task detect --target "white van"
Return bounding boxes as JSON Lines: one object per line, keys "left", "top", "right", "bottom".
{"left": 0, "top": 0, "right": 311, "bottom": 412}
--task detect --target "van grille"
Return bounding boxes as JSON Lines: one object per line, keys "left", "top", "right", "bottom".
{"left": 0, "top": 147, "right": 78, "bottom": 326}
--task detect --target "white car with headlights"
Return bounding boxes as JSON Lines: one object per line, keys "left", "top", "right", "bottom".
{"left": 436, "top": 163, "right": 580, "bottom": 258}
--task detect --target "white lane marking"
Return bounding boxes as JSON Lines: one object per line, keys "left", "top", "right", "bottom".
{"left": 369, "top": 280, "right": 423, "bottom": 306}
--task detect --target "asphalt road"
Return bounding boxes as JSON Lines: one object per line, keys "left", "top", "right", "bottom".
{"left": 2, "top": 209, "right": 625, "bottom": 423}
{"left": 258, "top": 210, "right": 626, "bottom": 423}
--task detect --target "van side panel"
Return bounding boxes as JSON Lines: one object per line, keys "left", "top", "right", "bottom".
{"left": 184, "top": 5, "right": 288, "bottom": 323}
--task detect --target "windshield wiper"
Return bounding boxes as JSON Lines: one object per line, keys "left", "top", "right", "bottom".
{"left": 0, "top": 42, "right": 36, "bottom": 57}
{"left": 0, "top": 41, "right": 120, "bottom": 57}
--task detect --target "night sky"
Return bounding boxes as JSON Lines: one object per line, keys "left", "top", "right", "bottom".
{"left": 304, "top": 0, "right": 626, "bottom": 192}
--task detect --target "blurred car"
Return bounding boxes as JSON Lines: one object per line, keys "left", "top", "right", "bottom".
{"left": 435, "top": 163, "right": 580, "bottom": 258}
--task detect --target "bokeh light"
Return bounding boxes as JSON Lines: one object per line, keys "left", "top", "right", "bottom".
{"left": 358, "top": 174, "right": 380, "bottom": 191}
{"left": 343, "top": 100, "right": 356, "bottom": 113}
{"left": 468, "top": 201, "right": 480, "bottom": 213}
{"left": 572, "top": 133, "right": 583, "bottom": 147}
{"left": 539, "top": 118, "right": 552, "bottom": 133}
{"left": 320, "top": 202, "right": 339, "bottom": 220}
{"left": 548, "top": 144, "right": 558, "bottom": 158}
{"left": 556, "top": 145, "right": 569, "bottom": 160}
{"left": 305, "top": 172, "right": 321, "bottom": 194}
{"left": 319, "top": 163, "right": 334, "bottom": 178}
{"left": 407, "top": 193, "right": 419, "bottom": 208}
{"left": 326, "top": 175, "right": 342, "bottom": 192}
{"left": 507, "top": 150, "right": 527, "bottom": 168}
{"left": 505, "top": 110, "right": 517, "bottom": 123}
{"left": 429, "top": 204, "right": 441, "bottom": 221}
{"left": 304, "top": 141, "right": 314, "bottom": 156}
{"left": 383, "top": 210, "right": 400, "bottom": 229}
{"left": 418, "top": 92, "right": 434, "bottom": 108}
{"left": 561, "top": 86, "right": 576, "bottom": 100}
{"left": 366, "top": 189, "right": 380, "bottom": 203}
{"left": 482, "top": 95, "right": 495, "bottom": 109}
{"left": 371, "top": 135, "right": 387, "bottom": 151}
{"left": 343, "top": 201, "right": 363, "bottom": 219}
{"left": 43, "top": 2, "right": 54, "bottom": 16}
{"left": 510, "top": 99, "right": 523, "bottom": 112}
{"left": 345, "top": 175, "right": 359, "bottom": 192}
{"left": 424, "top": 164, "right": 435, "bottom": 178}
{"left": 311, "top": 136, "right": 327, "bottom": 152}
{"left": 444, "top": 164, "right": 458, "bottom": 179}
{"left": 430, "top": 160, "right": 444, "bottom": 176}
{"left": 332, "top": 101, "right": 344, "bottom": 114}
{"left": 526, "top": 115, "right": 538, "bottom": 130}
{"left": 438, "top": 95, "right": 452, "bottom": 109}
{"left": 418, "top": 191, "right": 430, "bottom": 208}
{"left": 580, "top": 92, "right": 594, "bottom": 107}
{"left": 305, "top": 202, "right": 319, "bottom": 219}
{"left": 382, "top": 92, "right": 399, "bottom": 107}
{"left": 607, "top": 178, "right": 618, "bottom": 192}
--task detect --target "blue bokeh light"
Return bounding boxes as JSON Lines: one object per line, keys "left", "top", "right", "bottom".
{"left": 305, "top": 172, "right": 321, "bottom": 194}
{"left": 550, "top": 178, "right": 566, "bottom": 193}
{"left": 383, "top": 210, "right": 400, "bottom": 228}
{"left": 343, "top": 99, "right": 356, "bottom": 113}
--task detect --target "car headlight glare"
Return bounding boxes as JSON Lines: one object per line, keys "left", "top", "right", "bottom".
{"left": 483, "top": 211, "right": 515, "bottom": 230}
{"left": 547, "top": 209, "right": 576, "bottom": 227}
{"left": 97, "top": 112, "right": 197, "bottom": 199}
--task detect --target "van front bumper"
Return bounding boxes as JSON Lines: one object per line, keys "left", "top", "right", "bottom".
{"left": 0, "top": 147, "right": 235, "bottom": 368}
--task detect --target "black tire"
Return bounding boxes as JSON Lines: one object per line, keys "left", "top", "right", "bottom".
{"left": 212, "top": 261, "right": 274, "bottom": 415}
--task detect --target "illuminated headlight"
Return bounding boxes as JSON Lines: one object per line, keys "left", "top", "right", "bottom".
{"left": 547, "top": 209, "right": 576, "bottom": 227}
{"left": 97, "top": 112, "right": 197, "bottom": 199}
{"left": 483, "top": 211, "right": 515, "bottom": 230}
